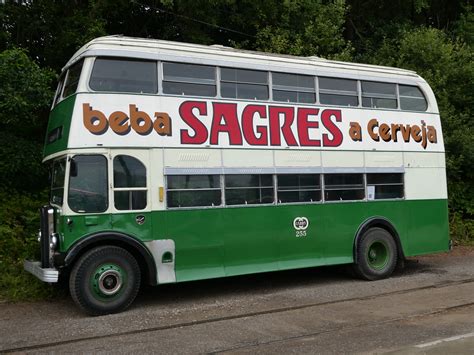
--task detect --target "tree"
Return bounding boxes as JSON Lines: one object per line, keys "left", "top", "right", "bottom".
{"left": 0, "top": 48, "right": 54, "bottom": 191}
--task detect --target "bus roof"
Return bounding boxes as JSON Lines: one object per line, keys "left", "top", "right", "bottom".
{"left": 65, "top": 35, "right": 421, "bottom": 81}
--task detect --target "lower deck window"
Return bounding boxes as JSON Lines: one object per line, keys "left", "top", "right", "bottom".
{"left": 225, "top": 175, "right": 274, "bottom": 205}
{"left": 324, "top": 174, "right": 365, "bottom": 201}
{"left": 277, "top": 174, "right": 321, "bottom": 203}
{"left": 165, "top": 172, "right": 404, "bottom": 208}
{"left": 167, "top": 175, "right": 221, "bottom": 208}
{"left": 367, "top": 173, "right": 404, "bottom": 200}
{"left": 113, "top": 155, "right": 147, "bottom": 210}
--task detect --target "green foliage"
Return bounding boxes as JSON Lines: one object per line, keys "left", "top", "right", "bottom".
{"left": 0, "top": 191, "right": 61, "bottom": 301}
{"left": 0, "top": 49, "right": 52, "bottom": 191}
{"left": 450, "top": 213, "right": 474, "bottom": 246}
{"left": 0, "top": 1, "right": 106, "bottom": 71}
{"left": 252, "top": 0, "right": 351, "bottom": 58}
{"left": 0, "top": 48, "right": 54, "bottom": 129}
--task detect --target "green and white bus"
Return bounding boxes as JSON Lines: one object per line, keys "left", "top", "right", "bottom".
{"left": 25, "top": 35, "right": 449, "bottom": 315}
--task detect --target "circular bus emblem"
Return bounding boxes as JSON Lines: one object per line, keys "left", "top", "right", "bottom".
{"left": 293, "top": 217, "right": 309, "bottom": 230}
{"left": 136, "top": 215, "right": 146, "bottom": 225}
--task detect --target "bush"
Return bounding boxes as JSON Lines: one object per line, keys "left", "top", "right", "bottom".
{"left": 450, "top": 213, "right": 474, "bottom": 246}
{"left": 0, "top": 190, "right": 62, "bottom": 301}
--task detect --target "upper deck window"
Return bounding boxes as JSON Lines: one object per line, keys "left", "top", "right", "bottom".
{"left": 62, "top": 59, "right": 84, "bottom": 98}
{"left": 399, "top": 85, "right": 427, "bottom": 111}
{"left": 89, "top": 58, "right": 158, "bottom": 93}
{"left": 319, "top": 77, "right": 358, "bottom": 107}
{"left": 272, "top": 73, "right": 316, "bottom": 103}
{"left": 221, "top": 68, "right": 269, "bottom": 100}
{"left": 163, "top": 62, "right": 216, "bottom": 97}
{"left": 53, "top": 73, "right": 66, "bottom": 106}
{"left": 362, "top": 81, "right": 397, "bottom": 109}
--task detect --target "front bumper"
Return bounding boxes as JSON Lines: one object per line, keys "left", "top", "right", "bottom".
{"left": 24, "top": 260, "right": 59, "bottom": 283}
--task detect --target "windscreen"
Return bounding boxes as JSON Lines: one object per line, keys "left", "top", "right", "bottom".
{"left": 68, "top": 155, "right": 108, "bottom": 213}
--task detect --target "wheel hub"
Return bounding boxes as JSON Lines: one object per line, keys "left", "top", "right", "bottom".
{"left": 367, "top": 241, "right": 389, "bottom": 270}
{"left": 92, "top": 264, "right": 124, "bottom": 297}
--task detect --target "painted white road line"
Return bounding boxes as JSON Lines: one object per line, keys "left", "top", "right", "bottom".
{"left": 415, "top": 332, "right": 474, "bottom": 348}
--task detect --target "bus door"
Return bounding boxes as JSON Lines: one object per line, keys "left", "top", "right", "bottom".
{"left": 65, "top": 154, "right": 112, "bottom": 245}
{"left": 109, "top": 150, "right": 153, "bottom": 241}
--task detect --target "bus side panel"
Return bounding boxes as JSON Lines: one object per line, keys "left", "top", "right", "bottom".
{"left": 317, "top": 201, "right": 410, "bottom": 265}
{"left": 155, "top": 199, "right": 448, "bottom": 283}
{"left": 44, "top": 95, "right": 76, "bottom": 158}
{"left": 404, "top": 199, "right": 450, "bottom": 256}
{"left": 220, "top": 207, "right": 280, "bottom": 276}
{"left": 274, "top": 204, "right": 326, "bottom": 270}
{"left": 161, "top": 209, "right": 226, "bottom": 281}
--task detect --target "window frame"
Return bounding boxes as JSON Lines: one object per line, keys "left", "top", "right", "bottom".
{"left": 112, "top": 155, "right": 148, "bottom": 211}
{"left": 366, "top": 173, "right": 405, "bottom": 201}
{"left": 162, "top": 62, "right": 217, "bottom": 98}
{"left": 276, "top": 174, "right": 322, "bottom": 204}
{"left": 361, "top": 80, "right": 398, "bottom": 110}
{"left": 399, "top": 84, "right": 428, "bottom": 112}
{"left": 318, "top": 76, "right": 359, "bottom": 107}
{"left": 62, "top": 59, "right": 84, "bottom": 99}
{"left": 164, "top": 171, "right": 404, "bottom": 210}
{"left": 166, "top": 174, "right": 222, "bottom": 208}
{"left": 220, "top": 67, "right": 269, "bottom": 101}
{"left": 271, "top": 72, "right": 316, "bottom": 104}
{"left": 67, "top": 154, "right": 109, "bottom": 214}
{"left": 82, "top": 56, "right": 430, "bottom": 113}
{"left": 88, "top": 56, "right": 159, "bottom": 94}
{"left": 224, "top": 174, "right": 275, "bottom": 206}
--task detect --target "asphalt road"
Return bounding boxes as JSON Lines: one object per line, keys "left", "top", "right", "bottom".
{"left": 1, "top": 247, "right": 473, "bottom": 354}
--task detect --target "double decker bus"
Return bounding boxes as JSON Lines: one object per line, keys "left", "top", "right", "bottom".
{"left": 24, "top": 35, "right": 449, "bottom": 315}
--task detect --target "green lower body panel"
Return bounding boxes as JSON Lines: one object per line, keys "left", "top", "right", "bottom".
{"left": 61, "top": 199, "right": 449, "bottom": 284}
{"left": 150, "top": 199, "right": 449, "bottom": 282}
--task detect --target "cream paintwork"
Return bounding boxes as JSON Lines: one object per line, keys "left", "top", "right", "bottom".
{"left": 68, "top": 94, "right": 444, "bottom": 152}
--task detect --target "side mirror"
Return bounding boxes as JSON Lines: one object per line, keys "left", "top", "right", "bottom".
{"left": 69, "top": 157, "right": 77, "bottom": 177}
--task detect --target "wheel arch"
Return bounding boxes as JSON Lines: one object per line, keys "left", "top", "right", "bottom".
{"left": 353, "top": 217, "right": 405, "bottom": 265}
{"left": 63, "top": 232, "right": 158, "bottom": 286}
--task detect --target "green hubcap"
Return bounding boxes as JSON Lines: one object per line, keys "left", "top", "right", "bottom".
{"left": 91, "top": 264, "right": 125, "bottom": 298}
{"left": 366, "top": 241, "right": 389, "bottom": 270}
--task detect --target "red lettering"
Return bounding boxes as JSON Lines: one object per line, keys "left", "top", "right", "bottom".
{"left": 297, "top": 108, "right": 320, "bottom": 147}
{"left": 179, "top": 101, "right": 208, "bottom": 144}
{"left": 242, "top": 105, "right": 268, "bottom": 146}
{"left": 210, "top": 103, "right": 242, "bottom": 145}
{"left": 269, "top": 106, "right": 298, "bottom": 146}
{"left": 321, "top": 109, "right": 343, "bottom": 147}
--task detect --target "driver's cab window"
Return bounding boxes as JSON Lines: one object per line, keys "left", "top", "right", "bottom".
{"left": 113, "top": 155, "right": 147, "bottom": 210}
{"left": 68, "top": 155, "right": 108, "bottom": 213}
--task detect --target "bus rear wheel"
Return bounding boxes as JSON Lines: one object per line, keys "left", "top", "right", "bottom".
{"left": 69, "top": 245, "right": 141, "bottom": 316}
{"left": 353, "top": 227, "right": 397, "bottom": 281}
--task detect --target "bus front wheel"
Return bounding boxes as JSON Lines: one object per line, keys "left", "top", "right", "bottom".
{"left": 69, "top": 245, "right": 141, "bottom": 315}
{"left": 353, "top": 227, "right": 397, "bottom": 281}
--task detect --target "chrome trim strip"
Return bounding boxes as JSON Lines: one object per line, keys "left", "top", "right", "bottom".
{"left": 164, "top": 166, "right": 404, "bottom": 175}
{"left": 24, "top": 260, "right": 59, "bottom": 283}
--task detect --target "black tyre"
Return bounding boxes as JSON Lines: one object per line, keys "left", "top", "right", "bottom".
{"left": 353, "top": 227, "right": 397, "bottom": 281}
{"left": 69, "top": 246, "right": 141, "bottom": 316}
